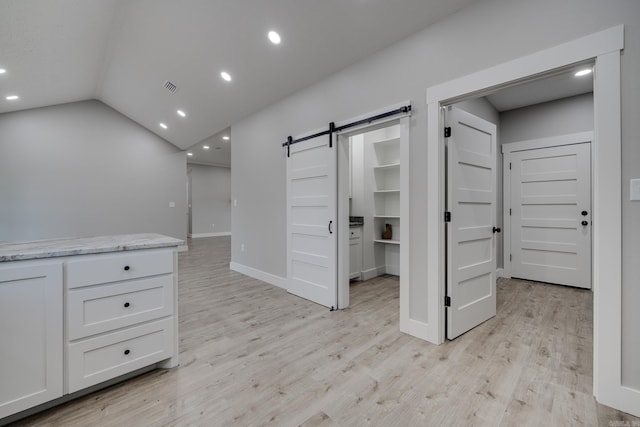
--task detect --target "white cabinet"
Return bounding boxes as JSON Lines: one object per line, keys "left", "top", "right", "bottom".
{"left": 0, "top": 262, "right": 63, "bottom": 419}
{"left": 0, "top": 241, "right": 178, "bottom": 422}
{"left": 349, "top": 226, "right": 362, "bottom": 280}
{"left": 65, "top": 249, "right": 177, "bottom": 393}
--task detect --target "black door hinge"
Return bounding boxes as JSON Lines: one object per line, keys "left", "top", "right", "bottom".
{"left": 509, "top": 162, "right": 512, "bottom": 170}
{"left": 444, "top": 211, "right": 451, "bottom": 222}
{"left": 509, "top": 208, "right": 512, "bottom": 216}
{"left": 444, "top": 127, "right": 451, "bottom": 138}
{"left": 444, "top": 296, "right": 451, "bottom": 307}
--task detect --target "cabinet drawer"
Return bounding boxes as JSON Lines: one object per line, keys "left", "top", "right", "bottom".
{"left": 67, "top": 275, "right": 174, "bottom": 340}
{"left": 349, "top": 227, "right": 362, "bottom": 240}
{"left": 66, "top": 250, "right": 174, "bottom": 289}
{"left": 67, "top": 318, "right": 174, "bottom": 393}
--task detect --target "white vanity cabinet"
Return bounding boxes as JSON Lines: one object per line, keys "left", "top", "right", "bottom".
{"left": 0, "top": 262, "right": 63, "bottom": 419}
{"left": 0, "top": 234, "right": 182, "bottom": 423}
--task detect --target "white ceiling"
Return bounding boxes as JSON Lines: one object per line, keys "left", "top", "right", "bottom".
{"left": 0, "top": 0, "right": 480, "bottom": 166}
{"left": 485, "top": 65, "right": 594, "bottom": 112}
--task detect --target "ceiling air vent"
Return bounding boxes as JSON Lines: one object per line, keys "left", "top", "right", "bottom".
{"left": 163, "top": 81, "right": 178, "bottom": 93}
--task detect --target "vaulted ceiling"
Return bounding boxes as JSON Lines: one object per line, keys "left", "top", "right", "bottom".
{"left": 0, "top": 0, "right": 480, "bottom": 165}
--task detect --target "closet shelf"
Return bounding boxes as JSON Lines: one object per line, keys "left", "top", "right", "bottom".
{"left": 374, "top": 239, "right": 400, "bottom": 245}
{"left": 374, "top": 215, "right": 400, "bottom": 219}
{"left": 373, "top": 163, "right": 400, "bottom": 170}
{"left": 373, "top": 137, "right": 400, "bottom": 146}
{"left": 374, "top": 189, "right": 400, "bottom": 193}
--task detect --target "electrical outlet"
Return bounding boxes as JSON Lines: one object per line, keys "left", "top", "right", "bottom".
{"left": 631, "top": 179, "right": 640, "bottom": 201}
{"left": 233, "top": 199, "right": 237, "bottom": 207}
{"left": 212, "top": 224, "right": 215, "bottom": 229}
{"left": 241, "top": 244, "right": 245, "bottom": 252}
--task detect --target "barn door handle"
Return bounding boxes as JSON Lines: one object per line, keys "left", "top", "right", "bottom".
{"left": 492, "top": 227, "right": 501, "bottom": 233}
{"left": 328, "top": 221, "right": 333, "bottom": 234}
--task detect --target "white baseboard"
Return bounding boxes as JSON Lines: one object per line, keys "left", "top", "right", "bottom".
{"left": 176, "top": 245, "right": 189, "bottom": 253}
{"left": 229, "top": 262, "right": 287, "bottom": 289}
{"left": 361, "top": 266, "right": 386, "bottom": 281}
{"left": 496, "top": 268, "right": 510, "bottom": 278}
{"left": 189, "top": 232, "right": 231, "bottom": 238}
{"left": 385, "top": 264, "right": 400, "bottom": 276}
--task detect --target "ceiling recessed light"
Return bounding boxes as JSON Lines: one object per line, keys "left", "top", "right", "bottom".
{"left": 575, "top": 69, "right": 592, "bottom": 77}
{"left": 220, "top": 71, "right": 232, "bottom": 82}
{"left": 159, "top": 122, "right": 168, "bottom": 129}
{"left": 177, "top": 109, "right": 186, "bottom": 117}
{"left": 0, "top": 69, "right": 6, "bottom": 74}
{"left": 268, "top": 31, "right": 281, "bottom": 45}
{"left": 5, "top": 95, "right": 19, "bottom": 100}
{"left": 187, "top": 152, "right": 193, "bottom": 157}
{"left": 203, "top": 145, "right": 210, "bottom": 150}
{"left": 222, "top": 135, "right": 230, "bottom": 141}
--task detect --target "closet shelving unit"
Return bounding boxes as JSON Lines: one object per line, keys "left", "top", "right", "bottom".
{"left": 372, "top": 136, "right": 400, "bottom": 245}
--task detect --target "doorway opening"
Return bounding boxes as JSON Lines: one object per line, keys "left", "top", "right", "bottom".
{"left": 443, "top": 64, "right": 595, "bottom": 340}
{"left": 426, "top": 25, "right": 627, "bottom": 412}
{"left": 337, "top": 119, "right": 405, "bottom": 308}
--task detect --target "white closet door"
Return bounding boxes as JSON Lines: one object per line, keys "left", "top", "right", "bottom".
{"left": 446, "top": 107, "right": 498, "bottom": 340}
{"left": 286, "top": 134, "right": 337, "bottom": 308}
{"left": 510, "top": 143, "right": 591, "bottom": 288}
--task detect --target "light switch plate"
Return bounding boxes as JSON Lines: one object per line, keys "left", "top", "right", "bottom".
{"left": 631, "top": 179, "right": 640, "bottom": 201}
{"left": 169, "top": 202, "right": 176, "bottom": 208}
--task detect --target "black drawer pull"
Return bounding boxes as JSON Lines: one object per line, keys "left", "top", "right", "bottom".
{"left": 124, "top": 349, "right": 130, "bottom": 355}
{"left": 124, "top": 265, "right": 130, "bottom": 271}
{"left": 124, "top": 302, "right": 130, "bottom": 308}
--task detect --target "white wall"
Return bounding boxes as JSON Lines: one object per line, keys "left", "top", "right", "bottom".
{"left": 188, "top": 164, "right": 231, "bottom": 236}
{"left": 500, "top": 93, "right": 594, "bottom": 143}
{"left": 0, "top": 100, "right": 187, "bottom": 242}
{"left": 231, "top": 0, "right": 640, "bottom": 389}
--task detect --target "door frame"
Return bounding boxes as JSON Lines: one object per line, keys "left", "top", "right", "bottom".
{"left": 335, "top": 103, "right": 410, "bottom": 319}
{"left": 502, "top": 131, "right": 593, "bottom": 279}
{"left": 426, "top": 25, "right": 636, "bottom": 414}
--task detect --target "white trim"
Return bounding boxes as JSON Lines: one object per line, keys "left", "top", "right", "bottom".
{"left": 188, "top": 232, "right": 231, "bottom": 238}
{"left": 176, "top": 245, "right": 189, "bottom": 253}
{"left": 361, "top": 266, "right": 387, "bottom": 281}
{"left": 426, "top": 25, "right": 623, "bottom": 104}
{"left": 501, "top": 132, "right": 594, "bottom": 154}
{"left": 398, "top": 115, "right": 411, "bottom": 336}
{"left": 426, "top": 25, "right": 634, "bottom": 415}
{"left": 229, "top": 262, "right": 287, "bottom": 289}
{"left": 496, "top": 268, "right": 508, "bottom": 279}
{"left": 501, "top": 132, "right": 594, "bottom": 278}
{"left": 592, "top": 50, "right": 638, "bottom": 417}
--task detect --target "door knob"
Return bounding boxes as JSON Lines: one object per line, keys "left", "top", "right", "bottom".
{"left": 581, "top": 220, "right": 589, "bottom": 226}
{"left": 581, "top": 210, "right": 588, "bottom": 216}
{"left": 492, "top": 227, "right": 501, "bottom": 233}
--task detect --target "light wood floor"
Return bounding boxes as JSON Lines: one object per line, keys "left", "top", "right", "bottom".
{"left": 13, "top": 237, "right": 639, "bottom": 426}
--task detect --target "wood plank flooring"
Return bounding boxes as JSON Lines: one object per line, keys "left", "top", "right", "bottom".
{"left": 12, "top": 236, "right": 639, "bottom": 426}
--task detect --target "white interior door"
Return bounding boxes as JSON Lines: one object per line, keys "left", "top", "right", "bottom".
{"left": 287, "top": 134, "right": 337, "bottom": 309}
{"left": 446, "top": 107, "right": 497, "bottom": 340}
{"left": 509, "top": 143, "right": 591, "bottom": 288}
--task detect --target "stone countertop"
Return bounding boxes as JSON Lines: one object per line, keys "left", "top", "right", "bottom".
{"left": 0, "top": 233, "right": 184, "bottom": 262}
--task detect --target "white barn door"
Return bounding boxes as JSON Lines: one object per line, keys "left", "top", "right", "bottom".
{"left": 286, "top": 134, "right": 337, "bottom": 309}
{"left": 446, "top": 107, "right": 498, "bottom": 340}
{"left": 509, "top": 143, "right": 591, "bottom": 289}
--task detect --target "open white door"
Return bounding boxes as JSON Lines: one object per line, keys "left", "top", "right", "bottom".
{"left": 446, "top": 107, "right": 498, "bottom": 340}
{"left": 286, "top": 134, "right": 337, "bottom": 309}
{"left": 509, "top": 142, "right": 591, "bottom": 288}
